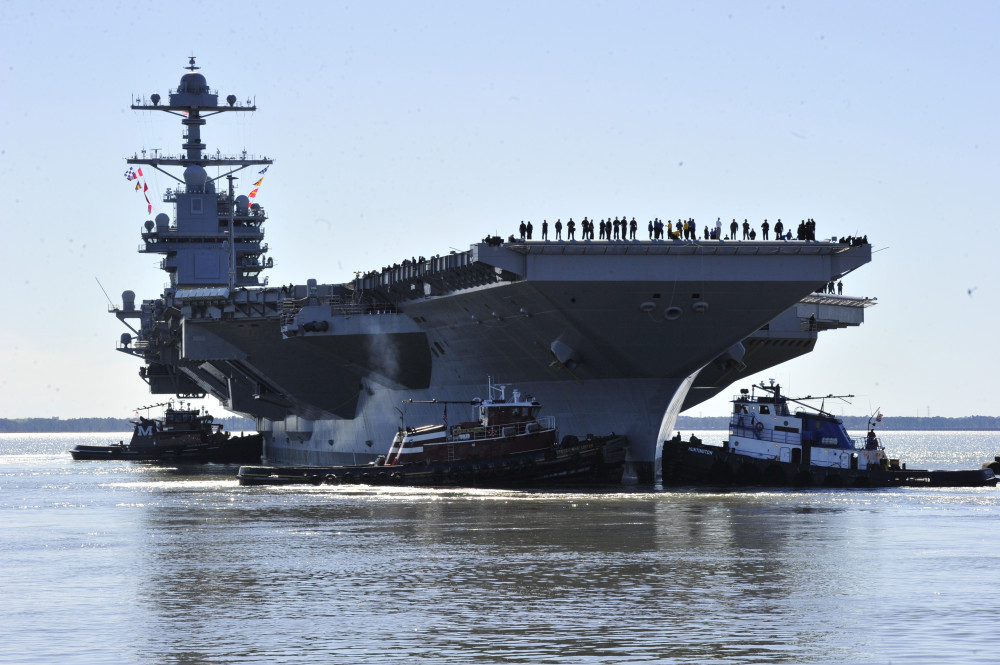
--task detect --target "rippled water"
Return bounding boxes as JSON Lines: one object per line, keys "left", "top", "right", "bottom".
{"left": 2, "top": 432, "right": 999, "bottom": 664}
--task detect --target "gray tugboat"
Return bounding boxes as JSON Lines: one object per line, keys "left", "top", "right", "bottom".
{"left": 71, "top": 401, "right": 262, "bottom": 463}
{"left": 662, "top": 382, "right": 997, "bottom": 488}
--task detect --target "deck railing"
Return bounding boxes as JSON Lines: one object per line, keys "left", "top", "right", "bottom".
{"left": 729, "top": 417, "right": 863, "bottom": 449}
{"left": 451, "top": 416, "right": 556, "bottom": 442}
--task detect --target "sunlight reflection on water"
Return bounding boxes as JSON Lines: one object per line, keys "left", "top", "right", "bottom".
{"left": 1, "top": 432, "right": 998, "bottom": 664}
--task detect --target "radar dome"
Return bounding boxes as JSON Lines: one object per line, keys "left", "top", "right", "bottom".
{"left": 122, "top": 290, "right": 136, "bottom": 311}
{"left": 183, "top": 165, "right": 209, "bottom": 191}
{"left": 144, "top": 220, "right": 154, "bottom": 231}
{"left": 178, "top": 72, "right": 209, "bottom": 94}
{"left": 155, "top": 213, "right": 170, "bottom": 230}
{"left": 235, "top": 195, "right": 250, "bottom": 214}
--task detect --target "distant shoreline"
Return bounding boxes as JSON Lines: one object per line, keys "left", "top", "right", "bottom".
{"left": 1, "top": 415, "right": 998, "bottom": 433}
{"left": 0, "top": 416, "right": 256, "bottom": 434}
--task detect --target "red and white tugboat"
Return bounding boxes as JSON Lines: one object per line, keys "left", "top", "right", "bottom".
{"left": 237, "top": 380, "right": 627, "bottom": 486}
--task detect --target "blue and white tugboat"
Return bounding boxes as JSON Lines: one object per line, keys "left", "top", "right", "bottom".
{"left": 237, "top": 380, "right": 628, "bottom": 486}
{"left": 662, "top": 382, "right": 996, "bottom": 488}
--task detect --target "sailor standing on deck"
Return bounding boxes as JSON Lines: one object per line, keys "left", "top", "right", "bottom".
{"left": 555, "top": 219, "right": 562, "bottom": 240}
{"left": 542, "top": 219, "right": 548, "bottom": 240}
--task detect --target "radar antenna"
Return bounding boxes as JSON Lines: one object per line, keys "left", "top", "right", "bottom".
{"left": 753, "top": 382, "right": 854, "bottom": 418}
{"left": 95, "top": 277, "right": 114, "bottom": 308}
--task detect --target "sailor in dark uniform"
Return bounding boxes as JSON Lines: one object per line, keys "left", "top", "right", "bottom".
{"left": 866, "top": 430, "right": 879, "bottom": 450}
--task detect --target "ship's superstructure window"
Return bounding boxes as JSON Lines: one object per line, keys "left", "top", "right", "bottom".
{"left": 191, "top": 198, "right": 203, "bottom": 214}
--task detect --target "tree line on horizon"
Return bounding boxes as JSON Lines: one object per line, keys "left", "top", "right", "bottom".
{"left": 0, "top": 415, "right": 257, "bottom": 433}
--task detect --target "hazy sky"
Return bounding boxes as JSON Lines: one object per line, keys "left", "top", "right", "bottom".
{"left": 1, "top": 1, "right": 997, "bottom": 419}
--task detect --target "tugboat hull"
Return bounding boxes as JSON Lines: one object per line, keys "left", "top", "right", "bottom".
{"left": 662, "top": 441, "right": 998, "bottom": 489}
{"left": 238, "top": 434, "right": 627, "bottom": 487}
{"left": 71, "top": 433, "right": 263, "bottom": 464}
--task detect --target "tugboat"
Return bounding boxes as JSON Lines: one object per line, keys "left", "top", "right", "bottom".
{"left": 662, "top": 382, "right": 997, "bottom": 488}
{"left": 70, "top": 402, "right": 262, "bottom": 463}
{"left": 237, "top": 380, "right": 628, "bottom": 486}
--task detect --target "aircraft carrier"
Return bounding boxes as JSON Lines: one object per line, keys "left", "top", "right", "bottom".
{"left": 115, "top": 60, "right": 874, "bottom": 482}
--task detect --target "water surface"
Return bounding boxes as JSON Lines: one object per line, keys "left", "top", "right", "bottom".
{"left": 2, "top": 432, "right": 998, "bottom": 664}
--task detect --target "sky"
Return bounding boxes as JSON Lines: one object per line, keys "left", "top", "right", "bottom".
{"left": 1, "top": 0, "right": 997, "bottom": 420}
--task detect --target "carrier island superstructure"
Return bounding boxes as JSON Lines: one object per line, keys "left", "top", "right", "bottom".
{"left": 115, "top": 61, "right": 874, "bottom": 482}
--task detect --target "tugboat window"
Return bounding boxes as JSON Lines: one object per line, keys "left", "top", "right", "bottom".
{"left": 760, "top": 405, "right": 770, "bottom": 414}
